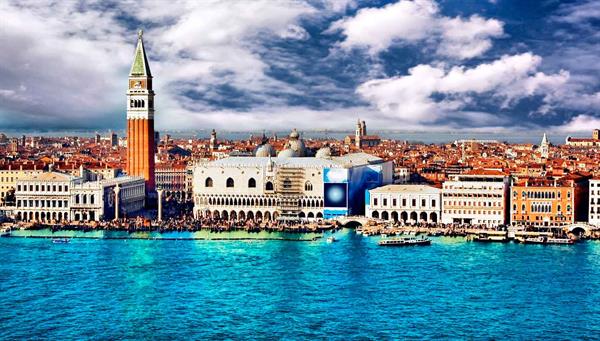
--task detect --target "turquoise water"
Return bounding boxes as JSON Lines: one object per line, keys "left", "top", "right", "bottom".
{"left": 1, "top": 229, "right": 600, "bottom": 339}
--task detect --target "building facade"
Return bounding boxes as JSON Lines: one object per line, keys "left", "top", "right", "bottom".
{"left": 0, "top": 165, "right": 44, "bottom": 205}
{"left": 565, "top": 129, "right": 600, "bottom": 147}
{"left": 511, "top": 175, "right": 590, "bottom": 226}
{"left": 14, "top": 172, "right": 145, "bottom": 222}
{"left": 366, "top": 185, "right": 442, "bottom": 224}
{"left": 126, "top": 30, "right": 156, "bottom": 192}
{"left": 193, "top": 152, "right": 393, "bottom": 221}
{"left": 442, "top": 170, "right": 509, "bottom": 227}
{"left": 589, "top": 179, "right": 600, "bottom": 227}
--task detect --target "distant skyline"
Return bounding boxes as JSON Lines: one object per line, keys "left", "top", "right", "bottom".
{"left": 1, "top": 0, "right": 600, "bottom": 132}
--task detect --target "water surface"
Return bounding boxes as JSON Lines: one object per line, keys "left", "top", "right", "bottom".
{"left": 1, "top": 230, "right": 599, "bottom": 339}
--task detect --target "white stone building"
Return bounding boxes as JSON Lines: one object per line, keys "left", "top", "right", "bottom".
{"left": 15, "top": 171, "right": 145, "bottom": 222}
{"left": 366, "top": 185, "right": 442, "bottom": 224}
{"left": 193, "top": 152, "right": 393, "bottom": 221}
{"left": 590, "top": 179, "right": 600, "bottom": 227}
{"left": 441, "top": 170, "right": 510, "bottom": 227}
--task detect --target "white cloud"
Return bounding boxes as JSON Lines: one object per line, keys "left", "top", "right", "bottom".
{"left": 356, "top": 53, "right": 569, "bottom": 124}
{"left": 556, "top": 114, "right": 600, "bottom": 132}
{"left": 329, "top": 0, "right": 503, "bottom": 59}
{"left": 438, "top": 15, "right": 503, "bottom": 59}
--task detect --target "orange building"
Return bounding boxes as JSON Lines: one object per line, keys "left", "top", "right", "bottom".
{"left": 126, "top": 30, "right": 155, "bottom": 193}
{"left": 510, "top": 173, "right": 591, "bottom": 226}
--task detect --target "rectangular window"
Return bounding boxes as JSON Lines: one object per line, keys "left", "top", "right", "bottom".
{"left": 373, "top": 198, "right": 378, "bottom": 206}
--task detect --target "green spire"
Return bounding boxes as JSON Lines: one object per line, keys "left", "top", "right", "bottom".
{"left": 129, "top": 29, "right": 152, "bottom": 77}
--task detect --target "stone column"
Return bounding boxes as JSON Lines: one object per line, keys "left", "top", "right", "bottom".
{"left": 157, "top": 188, "right": 164, "bottom": 222}
{"left": 114, "top": 184, "right": 120, "bottom": 221}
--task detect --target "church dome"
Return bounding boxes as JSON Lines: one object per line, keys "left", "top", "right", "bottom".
{"left": 255, "top": 143, "right": 276, "bottom": 157}
{"left": 283, "top": 128, "right": 307, "bottom": 156}
{"left": 278, "top": 148, "right": 297, "bottom": 158}
{"left": 315, "top": 146, "right": 332, "bottom": 159}
{"left": 289, "top": 128, "right": 300, "bottom": 139}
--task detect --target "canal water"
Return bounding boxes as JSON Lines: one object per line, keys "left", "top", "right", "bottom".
{"left": 1, "top": 229, "right": 599, "bottom": 339}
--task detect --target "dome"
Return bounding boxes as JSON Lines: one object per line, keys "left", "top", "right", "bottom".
{"left": 255, "top": 143, "right": 276, "bottom": 157}
{"left": 278, "top": 148, "right": 297, "bottom": 158}
{"left": 289, "top": 128, "right": 300, "bottom": 139}
{"left": 315, "top": 146, "right": 332, "bottom": 158}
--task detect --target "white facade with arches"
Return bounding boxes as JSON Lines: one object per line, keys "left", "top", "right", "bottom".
{"left": 366, "top": 185, "right": 442, "bottom": 224}
{"left": 15, "top": 171, "right": 145, "bottom": 222}
{"left": 192, "top": 154, "right": 393, "bottom": 221}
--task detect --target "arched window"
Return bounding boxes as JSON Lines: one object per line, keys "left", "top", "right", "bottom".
{"left": 304, "top": 181, "right": 313, "bottom": 191}
{"left": 205, "top": 177, "right": 213, "bottom": 187}
{"left": 226, "top": 178, "right": 234, "bottom": 188}
{"left": 248, "top": 178, "right": 256, "bottom": 188}
{"left": 75, "top": 194, "right": 80, "bottom": 204}
{"left": 90, "top": 195, "right": 94, "bottom": 204}
{"left": 141, "top": 100, "right": 145, "bottom": 108}
{"left": 265, "top": 181, "right": 274, "bottom": 191}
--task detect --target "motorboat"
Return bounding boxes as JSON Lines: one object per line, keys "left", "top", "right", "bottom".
{"left": 472, "top": 233, "right": 509, "bottom": 243}
{"left": 52, "top": 238, "right": 71, "bottom": 244}
{"left": 378, "top": 237, "right": 431, "bottom": 247}
{"left": 326, "top": 236, "right": 337, "bottom": 243}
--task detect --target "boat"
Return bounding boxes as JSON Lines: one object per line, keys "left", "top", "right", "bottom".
{"left": 378, "top": 237, "right": 431, "bottom": 247}
{"left": 522, "top": 236, "right": 547, "bottom": 244}
{"left": 546, "top": 237, "right": 574, "bottom": 245}
{"left": 472, "top": 233, "right": 509, "bottom": 243}
{"left": 519, "top": 236, "right": 574, "bottom": 245}
{"left": 0, "top": 227, "right": 11, "bottom": 237}
{"left": 326, "top": 236, "right": 337, "bottom": 243}
{"left": 52, "top": 238, "right": 71, "bottom": 244}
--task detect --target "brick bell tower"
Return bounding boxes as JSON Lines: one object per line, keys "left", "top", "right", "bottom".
{"left": 127, "top": 30, "right": 155, "bottom": 193}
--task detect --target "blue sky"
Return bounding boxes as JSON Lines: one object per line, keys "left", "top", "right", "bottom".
{"left": 0, "top": 0, "right": 599, "bottom": 132}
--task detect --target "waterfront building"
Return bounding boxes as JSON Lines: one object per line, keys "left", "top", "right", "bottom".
{"left": 14, "top": 171, "right": 144, "bottom": 222}
{"left": 155, "top": 162, "right": 190, "bottom": 200}
{"left": 193, "top": 147, "right": 393, "bottom": 221}
{"left": 565, "top": 129, "right": 600, "bottom": 147}
{"left": 0, "top": 165, "right": 44, "bottom": 205}
{"left": 344, "top": 119, "right": 381, "bottom": 149}
{"left": 441, "top": 169, "right": 509, "bottom": 227}
{"left": 126, "top": 30, "right": 156, "bottom": 192}
{"left": 366, "top": 184, "right": 442, "bottom": 223}
{"left": 510, "top": 174, "right": 591, "bottom": 226}
{"left": 590, "top": 179, "right": 600, "bottom": 227}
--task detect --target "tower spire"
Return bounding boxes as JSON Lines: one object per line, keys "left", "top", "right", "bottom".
{"left": 130, "top": 29, "right": 152, "bottom": 77}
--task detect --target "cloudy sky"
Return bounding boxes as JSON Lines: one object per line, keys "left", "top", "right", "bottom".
{"left": 1, "top": 0, "right": 600, "bottom": 132}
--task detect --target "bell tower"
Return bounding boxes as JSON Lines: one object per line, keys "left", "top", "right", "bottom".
{"left": 127, "top": 30, "right": 155, "bottom": 193}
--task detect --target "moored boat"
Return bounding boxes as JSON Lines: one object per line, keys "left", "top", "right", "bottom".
{"left": 546, "top": 237, "right": 574, "bottom": 245}
{"left": 473, "top": 233, "right": 509, "bottom": 243}
{"left": 378, "top": 237, "right": 431, "bottom": 247}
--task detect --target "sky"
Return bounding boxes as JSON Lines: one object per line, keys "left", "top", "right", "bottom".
{"left": 1, "top": 0, "right": 600, "bottom": 133}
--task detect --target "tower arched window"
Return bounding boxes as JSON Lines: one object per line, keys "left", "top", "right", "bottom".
{"left": 248, "top": 178, "right": 256, "bottom": 188}
{"left": 130, "top": 100, "right": 134, "bottom": 108}
{"left": 226, "top": 178, "right": 234, "bottom": 188}
{"left": 304, "top": 181, "right": 313, "bottom": 191}
{"left": 265, "top": 181, "right": 274, "bottom": 191}
{"left": 205, "top": 177, "right": 213, "bottom": 187}
{"left": 141, "top": 100, "right": 145, "bottom": 108}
